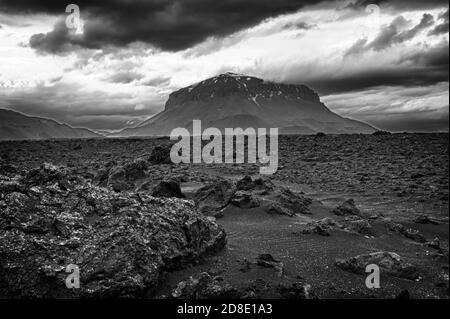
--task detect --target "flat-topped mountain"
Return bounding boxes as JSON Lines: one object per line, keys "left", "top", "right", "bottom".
{"left": 0, "top": 109, "right": 101, "bottom": 141}
{"left": 117, "top": 72, "right": 376, "bottom": 136}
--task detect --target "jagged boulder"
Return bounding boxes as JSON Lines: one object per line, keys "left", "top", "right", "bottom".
{"left": 300, "top": 218, "right": 338, "bottom": 236}
{"left": 255, "top": 254, "right": 284, "bottom": 277}
{"left": 169, "top": 273, "right": 312, "bottom": 299}
{"left": 0, "top": 164, "right": 226, "bottom": 298}
{"left": 236, "top": 175, "right": 274, "bottom": 195}
{"left": 345, "top": 219, "right": 373, "bottom": 235}
{"left": 93, "top": 160, "right": 116, "bottom": 187}
{"left": 274, "top": 188, "right": 312, "bottom": 215}
{"left": 194, "top": 180, "right": 236, "bottom": 216}
{"left": 151, "top": 179, "right": 185, "bottom": 199}
{"left": 413, "top": 216, "right": 439, "bottom": 225}
{"left": 236, "top": 176, "right": 312, "bottom": 216}
{"left": 231, "top": 191, "right": 260, "bottom": 209}
{"left": 265, "top": 202, "right": 296, "bottom": 217}
{"left": 107, "top": 158, "right": 148, "bottom": 192}
{"left": 23, "top": 163, "right": 76, "bottom": 187}
{"left": 171, "top": 273, "right": 240, "bottom": 299}
{"left": 389, "top": 223, "right": 427, "bottom": 243}
{"left": 332, "top": 199, "right": 361, "bottom": 216}
{"left": 335, "top": 251, "right": 420, "bottom": 280}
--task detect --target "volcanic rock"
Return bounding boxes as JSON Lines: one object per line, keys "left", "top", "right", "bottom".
{"left": 148, "top": 144, "right": 173, "bottom": 165}
{"left": 274, "top": 188, "right": 312, "bottom": 215}
{"left": 332, "top": 199, "right": 361, "bottom": 216}
{"left": 231, "top": 191, "right": 260, "bottom": 209}
{"left": 107, "top": 158, "right": 148, "bottom": 192}
{"left": 151, "top": 179, "right": 185, "bottom": 199}
{"left": 236, "top": 175, "right": 275, "bottom": 195}
{"left": 335, "top": 251, "right": 420, "bottom": 280}
{"left": 301, "top": 218, "right": 337, "bottom": 236}
{"left": 389, "top": 223, "right": 427, "bottom": 243}
{"left": 414, "top": 216, "right": 439, "bottom": 225}
{"left": 428, "top": 237, "right": 441, "bottom": 250}
{"left": 0, "top": 165, "right": 226, "bottom": 298}
{"left": 345, "top": 219, "right": 373, "bottom": 235}
{"left": 194, "top": 180, "right": 236, "bottom": 215}
{"left": 255, "top": 254, "right": 284, "bottom": 277}
{"left": 265, "top": 202, "right": 295, "bottom": 217}
{"left": 171, "top": 273, "right": 240, "bottom": 299}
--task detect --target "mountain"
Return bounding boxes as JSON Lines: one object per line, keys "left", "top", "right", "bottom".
{"left": 0, "top": 109, "right": 101, "bottom": 141}
{"left": 116, "top": 73, "right": 376, "bottom": 136}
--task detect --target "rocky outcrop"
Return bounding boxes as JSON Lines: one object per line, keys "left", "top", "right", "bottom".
{"left": 194, "top": 175, "right": 313, "bottom": 218}
{"left": 389, "top": 223, "right": 427, "bottom": 243}
{"left": 344, "top": 218, "right": 373, "bottom": 235}
{"left": 299, "top": 216, "right": 374, "bottom": 237}
{"left": 236, "top": 175, "right": 275, "bottom": 195}
{"left": 255, "top": 254, "right": 284, "bottom": 277}
{"left": 107, "top": 158, "right": 148, "bottom": 192}
{"left": 236, "top": 176, "right": 312, "bottom": 216}
{"left": 300, "top": 217, "right": 337, "bottom": 236}
{"left": 414, "top": 216, "right": 439, "bottom": 225}
{"left": 171, "top": 272, "right": 240, "bottom": 299}
{"left": 194, "top": 179, "right": 236, "bottom": 216}
{"left": 151, "top": 179, "right": 185, "bottom": 199}
{"left": 271, "top": 188, "right": 312, "bottom": 215}
{"left": 0, "top": 164, "right": 226, "bottom": 298}
{"left": 332, "top": 199, "right": 361, "bottom": 216}
{"left": 231, "top": 191, "right": 260, "bottom": 209}
{"left": 169, "top": 272, "right": 312, "bottom": 299}
{"left": 335, "top": 252, "right": 420, "bottom": 280}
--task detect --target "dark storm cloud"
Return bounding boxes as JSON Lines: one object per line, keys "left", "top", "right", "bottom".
{"left": 0, "top": 0, "right": 323, "bottom": 53}
{"left": 306, "top": 67, "right": 447, "bottom": 95}
{"left": 429, "top": 8, "right": 449, "bottom": 36}
{"left": 291, "top": 41, "right": 449, "bottom": 95}
{"left": 142, "top": 76, "right": 172, "bottom": 87}
{"left": 29, "top": 19, "right": 81, "bottom": 54}
{"left": 345, "top": 13, "right": 435, "bottom": 56}
{"left": 281, "top": 21, "right": 314, "bottom": 30}
{"left": 108, "top": 71, "right": 144, "bottom": 84}
{"left": 429, "top": 22, "right": 450, "bottom": 36}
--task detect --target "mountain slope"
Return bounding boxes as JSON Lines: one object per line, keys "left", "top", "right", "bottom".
{"left": 117, "top": 72, "right": 376, "bottom": 136}
{"left": 0, "top": 109, "right": 101, "bottom": 141}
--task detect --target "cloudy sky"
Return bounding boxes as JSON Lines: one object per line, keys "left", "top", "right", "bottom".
{"left": 0, "top": 0, "right": 448, "bottom": 132}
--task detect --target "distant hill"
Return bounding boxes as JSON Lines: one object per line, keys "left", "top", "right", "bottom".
{"left": 0, "top": 109, "right": 101, "bottom": 141}
{"left": 115, "top": 72, "right": 376, "bottom": 136}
